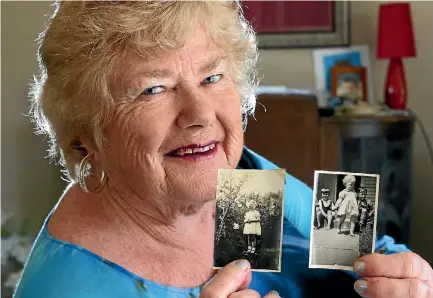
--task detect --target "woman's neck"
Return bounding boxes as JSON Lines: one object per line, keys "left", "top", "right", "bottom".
{"left": 49, "top": 184, "right": 216, "bottom": 288}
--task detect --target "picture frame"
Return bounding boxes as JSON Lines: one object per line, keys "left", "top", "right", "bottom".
{"left": 241, "top": 1, "right": 350, "bottom": 49}
{"left": 331, "top": 65, "right": 368, "bottom": 102}
{"left": 312, "top": 45, "right": 375, "bottom": 103}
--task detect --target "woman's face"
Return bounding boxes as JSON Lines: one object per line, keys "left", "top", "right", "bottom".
{"left": 100, "top": 29, "right": 244, "bottom": 206}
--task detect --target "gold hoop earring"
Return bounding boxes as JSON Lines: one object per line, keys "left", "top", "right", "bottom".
{"left": 77, "top": 153, "right": 106, "bottom": 193}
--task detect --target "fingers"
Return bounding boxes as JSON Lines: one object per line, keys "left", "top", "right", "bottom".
{"left": 263, "top": 290, "right": 281, "bottom": 298}
{"left": 354, "top": 252, "right": 433, "bottom": 282}
{"left": 354, "top": 277, "right": 433, "bottom": 298}
{"left": 227, "top": 289, "right": 280, "bottom": 298}
{"left": 228, "top": 289, "right": 260, "bottom": 298}
{"left": 201, "top": 260, "right": 251, "bottom": 298}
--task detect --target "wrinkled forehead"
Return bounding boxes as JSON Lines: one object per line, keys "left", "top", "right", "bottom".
{"left": 115, "top": 29, "right": 230, "bottom": 90}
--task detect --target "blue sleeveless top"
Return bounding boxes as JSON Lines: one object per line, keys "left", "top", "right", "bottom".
{"left": 13, "top": 147, "right": 409, "bottom": 298}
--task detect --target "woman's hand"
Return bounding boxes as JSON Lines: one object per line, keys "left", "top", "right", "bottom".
{"left": 353, "top": 252, "right": 433, "bottom": 297}
{"left": 200, "top": 260, "right": 280, "bottom": 298}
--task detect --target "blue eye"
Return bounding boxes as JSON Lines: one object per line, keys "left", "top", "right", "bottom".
{"left": 202, "top": 74, "right": 223, "bottom": 84}
{"left": 141, "top": 86, "right": 165, "bottom": 95}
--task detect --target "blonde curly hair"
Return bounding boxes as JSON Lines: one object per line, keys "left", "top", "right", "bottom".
{"left": 30, "top": 1, "right": 259, "bottom": 181}
{"left": 342, "top": 175, "right": 356, "bottom": 185}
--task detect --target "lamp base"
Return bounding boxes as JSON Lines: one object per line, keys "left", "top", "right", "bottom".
{"left": 384, "top": 58, "right": 407, "bottom": 110}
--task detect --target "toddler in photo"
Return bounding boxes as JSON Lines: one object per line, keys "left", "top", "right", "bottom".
{"left": 333, "top": 175, "right": 359, "bottom": 236}
{"left": 243, "top": 200, "right": 262, "bottom": 254}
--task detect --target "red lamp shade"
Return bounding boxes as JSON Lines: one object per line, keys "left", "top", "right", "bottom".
{"left": 377, "top": 3, "right": 416, "bottom": 59}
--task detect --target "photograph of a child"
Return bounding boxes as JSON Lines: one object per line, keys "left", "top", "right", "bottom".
{"left": 337, "top": 73, "right": 363, "bottom": 102}
{"left": 243, "top": 200, "right": 261, "bottom": 254}
{"left": 309, "top": 171, "right": 379, "bottom": 270}
{"left": 214, "top": 169, "right": 285, "bottom": 272}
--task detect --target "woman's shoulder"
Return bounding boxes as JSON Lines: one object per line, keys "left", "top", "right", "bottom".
{"left": 15, "top": 222, "right": 199, "bottom": 298}
{"left": 14, "top": 212, "right": 115, "bottom": 297}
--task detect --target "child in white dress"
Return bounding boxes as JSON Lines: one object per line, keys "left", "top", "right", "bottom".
{"left": 243, "top": 200, "right": 261, "bottom": 254}
{"left": 333, "top": 175, "right": 359, "bottom": 236}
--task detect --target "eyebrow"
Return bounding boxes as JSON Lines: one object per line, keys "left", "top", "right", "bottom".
{"left": 140, "top": 56, "right": 226, "bottom": 78}
{"left": 135, "top": 69, "right": 174, "bottom": 79}
{"left": 198, "top": 56, "right": 226, "bottom": 74}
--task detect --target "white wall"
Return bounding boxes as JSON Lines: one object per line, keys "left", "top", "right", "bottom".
{"left": 1, "top": 1, "right": 432, "bottom": 262}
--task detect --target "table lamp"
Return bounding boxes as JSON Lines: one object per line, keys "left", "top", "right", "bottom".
{"left": 377, "top": 2, "right": 416, "bottom": 110}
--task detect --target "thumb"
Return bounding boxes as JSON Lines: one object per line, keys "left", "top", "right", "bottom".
{"left": 201, "top": 260, "right": 251, "bottom": 298}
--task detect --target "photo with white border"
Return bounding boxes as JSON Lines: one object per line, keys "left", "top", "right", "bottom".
{"left": 214, "top": 169, "right": 285, "bottom": 272}
{"left": 309, "top": 170, "right": 380, "bottom": 271}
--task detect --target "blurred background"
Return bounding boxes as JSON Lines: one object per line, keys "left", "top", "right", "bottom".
{"left": 1, "top": 1, "right": 432, "bottom": 296}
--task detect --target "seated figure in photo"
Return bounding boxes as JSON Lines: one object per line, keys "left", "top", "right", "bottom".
{"left": 314, "top": 188, "right": 333, "bottom": 230}
{"left": 365, "top": 200, "right": 375, "bottom": 229}
{"left": 357, "top": 188, "right": 368, "bottom": 231}
{"left": 333, "top": 175, "right": 359, "bottom": 236}
{"left": 243, "top": 200, "right": 262, "bottom": 254}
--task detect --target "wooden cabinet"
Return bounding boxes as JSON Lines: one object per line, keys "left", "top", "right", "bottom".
{"left": 244, "top": 93, "right": 319, "bottom": 187}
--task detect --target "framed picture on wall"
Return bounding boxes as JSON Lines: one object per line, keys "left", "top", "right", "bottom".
{"left": 241, "top": 1, "right": 350, "bottom": 48}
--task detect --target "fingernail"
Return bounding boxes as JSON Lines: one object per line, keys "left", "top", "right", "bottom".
{"left": 354, "top": 279, "right": 368, "bottom": 295}
{"left": 354, "top": 261, "right": 365, "bottom": 274}
{"left": 235, "top": 259, "right": 249, "bottom": 270}
{"left": 269, "top": 290, "right": 280, "bottom": 296}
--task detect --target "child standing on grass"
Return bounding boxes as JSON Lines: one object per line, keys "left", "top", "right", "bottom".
{"left": 243, "top": 200, "right": 261, "bottom": 254}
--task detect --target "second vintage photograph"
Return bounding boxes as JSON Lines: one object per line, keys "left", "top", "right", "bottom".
{"left": 309, "top": 171, "right": 380, "bottom": 271}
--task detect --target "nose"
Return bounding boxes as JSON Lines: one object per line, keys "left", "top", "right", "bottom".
{"left": 176, "top": 87, "right": 216, "bottom": 130}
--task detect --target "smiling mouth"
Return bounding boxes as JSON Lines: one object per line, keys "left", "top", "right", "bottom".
{"left": 167, "top": 142, "right": 218, "bottom": 157}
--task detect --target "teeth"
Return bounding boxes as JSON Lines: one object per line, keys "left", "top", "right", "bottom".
{"left": 174, "top": 143, "right": 215, "bottom": 156}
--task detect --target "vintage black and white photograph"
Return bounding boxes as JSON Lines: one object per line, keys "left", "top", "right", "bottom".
{"left": 214, "top": 169, "right": 285, "bottom": 272}
{"left": 309, "top": 171, "right": 380, "bottom": 270}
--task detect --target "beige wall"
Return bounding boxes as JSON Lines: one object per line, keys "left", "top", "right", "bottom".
{"left": 1, "top": 1, "right": 65, "bottom": 235}
{"left": 259, "top": 1, "right": 433, "bottom": 263}
{"left": 1, "top": 1, "right": 432, "bottom": 261}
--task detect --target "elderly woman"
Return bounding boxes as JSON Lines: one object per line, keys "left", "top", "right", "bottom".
{"left": 14, "top": 2, "right": 433, "bottom": 298}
